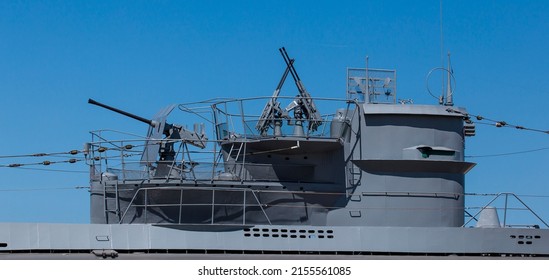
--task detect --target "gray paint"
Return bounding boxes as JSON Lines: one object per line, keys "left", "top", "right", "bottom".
{"left": 0, "top": 223, "right": 547, "bottom": 255}
{"left": 0, "top": 59, "right": 546, "bottom": 256}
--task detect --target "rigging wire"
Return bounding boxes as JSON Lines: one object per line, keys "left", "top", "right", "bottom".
{"left": 0, "top": 149, "right": 82, "bottom": 159}
{"left": 465, "top": 192, "right": 549, "bottom": 198}
{"left": 447, "top": 107, "right": 549, "bottom": 135}
{"left": 452, "top": 108, "right": 549, "bottom": 158}
{"left": 0, "top": 159, "right": 83, "bottom": 168}
{"left": 6, "top": 167, "right": 89, "bottom": 173}
{"left": 0, "top": 145, "right": 140, "bottom": 170}
{"left": 466, "top": 146, "right": 549, "bottom": 158}
{"left": 0, "top": 186, "right": 89, "bottom": 192}
{"left": 0, "top": 144, "right": 138, "bottom": 159}
{"left": 0, "top": 136, "right": 212, "bottom": 170}
{"left": 1, "top": 106, "right": 547, "bottom": 168}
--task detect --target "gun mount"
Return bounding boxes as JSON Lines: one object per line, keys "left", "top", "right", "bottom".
{"left": 255, "top": 57, "right": 293, "bottom": 136}
{"left": 255, "top": 48, "right": 322, "bottom": 137}
{"left": 88, "top": 98, "right": 207, "bottom": 178}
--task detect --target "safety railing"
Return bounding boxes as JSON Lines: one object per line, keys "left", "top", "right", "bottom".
{"left": 87, "top": 130, "right": 223, "bottom": 182}
{"left": 119, "top": 186, "right": 273, "bottom": 225}
{"left": 209, "top": 96, "right": 355, "bottom": 140}
{"left": 463, "top": 192, "right": 549, "bottom": 228}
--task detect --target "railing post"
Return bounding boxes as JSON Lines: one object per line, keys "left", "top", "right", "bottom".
{"left": 179, "top": 188, "right": 184, "bottom": 224}
{"left": 211, "top": 189, "right": 215, "bottom": 225}
{"left": 144, "top": 188, "right": 148, "bottom": 223}
{"left": 184, "top": 143, "right": 197, "bottom": 180}
{"left": 243, "top": 190, "right": 247, "bottom": 225}
{"left": 512, "top": 193, "right": 549, "bottom": 228}
{"left": 251, "top": 190, "right": 272, "bottom": 225}
{"left": 120, "top": 141, "right": 125, "bottom": 181}
{"left": 503, "top": 193, "right": 509, "bottom": 227}
{"left": 462, "top": 193, "right": 502, "bottom": 227}
{"left": 239, "top": 100, "right": 247, "bottom": 182}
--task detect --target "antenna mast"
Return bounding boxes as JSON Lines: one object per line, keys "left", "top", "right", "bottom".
{"left": 439, "top": 0, "right": 445, "bottom": 103}
{"left": 445, "top": 52, "right": 453, "bottom": 106}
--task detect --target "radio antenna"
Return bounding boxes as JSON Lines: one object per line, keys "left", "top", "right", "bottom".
{"left": 439, "top": 0, "right": 445, "bottom": 101}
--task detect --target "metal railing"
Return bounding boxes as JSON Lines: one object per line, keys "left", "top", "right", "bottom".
{"left": 209, "top": 96, "right": 354, "bottom": 140}
{"left": 88, "top": 97, "right": 358, "bottom": 183}
{"left": 100, "top": 184, "right": 548, "bottom": 229}
{"left": 119, "top": 186, "right": 272, "bottom": 225}
{"left": 88, "top": 130, "right": 223, "bottom": 182}
{"left": 463, "top": 192, "right": 549, "bottom": 228}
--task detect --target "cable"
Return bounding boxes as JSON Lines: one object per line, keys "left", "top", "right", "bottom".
{"left": 0, "top": 149, "right": 83, "bottom": 159}
{"left": 6, "top": 167, "right": 88, "bottom": 173}
{"left": 444, "top": 108, "right": 549, "bottom": 158}
{"left": 466, "top": 147, "right": 549, "bottom": 158}
{"left": 0, "top": 158, "right": 83, "bottom": 168}
{"left": 465, "top": 193, "right": 549, "bottom": 198}
{"left": 0, "top": 186, "right": 89, "bottom": 192}
{"left": 447, "top": 108, "right": 549, "bottom": 135}
{"left": 0, "top": 144, "right": 141, "bottom": 160}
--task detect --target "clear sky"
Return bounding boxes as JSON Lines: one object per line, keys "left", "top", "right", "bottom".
{"left": 0, "top": 0, "right": 548, "bottom": 225}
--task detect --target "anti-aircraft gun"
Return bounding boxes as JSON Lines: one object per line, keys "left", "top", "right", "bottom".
{"left": 256, "top": 47, "right": 322, "bottom": 137}
{"left": 88, "top": 98, "right": 207, "bottom": 178}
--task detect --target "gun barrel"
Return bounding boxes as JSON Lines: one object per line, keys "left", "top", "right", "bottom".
{"left": 88, "top": 98, "right": 155, "bottom": 127}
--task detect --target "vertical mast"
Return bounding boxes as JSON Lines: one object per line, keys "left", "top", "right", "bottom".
{"left": 445, "top": 52, "right": 453, "bottom": 106}
{"left": 365, "top": 56, "right": 369, "bottom": 103}
{"left": 439, "top": 0, "right": 445, "bottom": 104}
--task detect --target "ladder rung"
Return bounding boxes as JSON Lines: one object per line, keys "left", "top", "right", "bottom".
{"left": 227, "top": 142, "right": 244, "bottom": 160}
{"left": 103, "top": 181, "right": 120, "bottom": 223}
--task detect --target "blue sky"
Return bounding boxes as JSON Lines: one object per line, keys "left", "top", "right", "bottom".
{"left": 0, "top": 0, "right": 548, "bottom": 225}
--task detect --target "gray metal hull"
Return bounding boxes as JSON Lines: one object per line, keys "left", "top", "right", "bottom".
{"left": 1, "top": 222, "right": 547, "bottom": 256}
{"left": 4, "top": 56, "right": 545, "bottom": 259}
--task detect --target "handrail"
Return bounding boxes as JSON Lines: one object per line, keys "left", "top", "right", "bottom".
{"left": 119, "top": 186, "right": 273, "bottom": 225}
{"left": 462, "top": 192, "right": 549, "bottom": 228}
{"left": 110, "top": 186, "right": 549, "bottom": 228}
